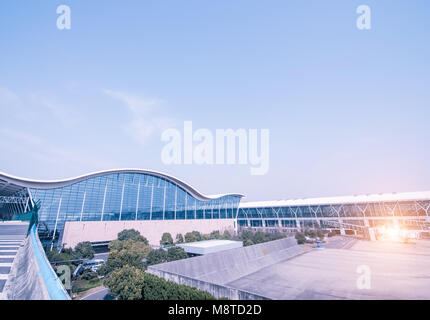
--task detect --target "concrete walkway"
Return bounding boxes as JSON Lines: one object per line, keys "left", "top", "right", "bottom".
{"left": 0, "top": 222, "right": 28, "bottom": 299}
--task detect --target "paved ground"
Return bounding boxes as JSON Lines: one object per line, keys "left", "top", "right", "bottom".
{"left": 0, "top": 223, "right": 28, "bottom": 299}
{"left": 227, "top": 238, "right": 430, "bottom": 300}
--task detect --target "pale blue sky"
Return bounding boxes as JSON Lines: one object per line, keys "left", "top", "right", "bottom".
{"left": 1, "top": 0, "right": 429, "bottom": 201}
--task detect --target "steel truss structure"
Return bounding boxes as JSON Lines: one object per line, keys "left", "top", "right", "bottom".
{"left": 238, "top": 198, "right": 430, "bottom": 232}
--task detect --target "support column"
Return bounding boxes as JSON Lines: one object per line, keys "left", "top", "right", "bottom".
{"left": 339, "top": 219, "right": 346, "bottom": 235}
{"left": 363, "top": 219, "right": 376, "bottom": 241}
{"left": 295, "top": 219, "right": 301, "bottom": 231}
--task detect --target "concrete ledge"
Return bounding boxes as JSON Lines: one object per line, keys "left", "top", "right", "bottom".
{"left": 4, "top": 226, "right": 69, "bottom": 300}
{"left": 148, "top": 237, "right": 310, "bottom": 299}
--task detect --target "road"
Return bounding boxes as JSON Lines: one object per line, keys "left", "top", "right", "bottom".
{"left": 0, "top": 222, "right": 28, "bottom": 299}
{"left": 80, "top": 287, "right": 112, "bottom": 300}
{"left": 94, "top": 252, "right": 109, "bottom": 262}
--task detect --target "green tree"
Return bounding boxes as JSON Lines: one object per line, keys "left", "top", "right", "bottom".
{"left": 117, "top": 229, "right": 149, "bottom": 244}
{"left": 146, "top": 248, "right": 168, "bottom": 266}
{"left": 99, "top": 240, "right": 151, "bottom": 275}
{"left": 167, "top": 246, "right": 188, "bottom": 262}
{"left": 295, "top": 232, "right": 306, "bottom": 245}
{"left": 160, "top": 232, "right": 174, "bottom": 246}
{"left": 175, "top": 233, "right": 184, "bottom": 244}
{"left": 104, "top": 265, "right": 145, "bottom": 300}
{"left": 74, "top": 241, "right": 95, "bottom": 260}
{"left": 80, "top": 269, "right": 98, "bottom": 281}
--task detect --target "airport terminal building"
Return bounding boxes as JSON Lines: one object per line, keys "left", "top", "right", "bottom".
{"left": 1, "top": 168, "right": 430, "bottom": 247}
{"left": 0, "top": 169, "right": 243, "bottom": 247}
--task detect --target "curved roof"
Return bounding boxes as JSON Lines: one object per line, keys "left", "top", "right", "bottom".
{"left": 239, "top": 191, "right": 430, "bottom": 208}
{"left": 0, "top": 169, "right": 244, "bottom": 202}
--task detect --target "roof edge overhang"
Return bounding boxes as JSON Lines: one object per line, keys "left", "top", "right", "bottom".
{"left": 239, "top": 191, "right": 430, "bottom": 209}
{"left": 0, "top": 169, "right": 244, "bottom": 202}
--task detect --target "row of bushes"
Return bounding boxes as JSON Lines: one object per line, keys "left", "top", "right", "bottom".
{"left": 295, "top": 228, "right": 331, "bottom": 244}
{"left": 98, "top": 230, "right": 189, "bottom": 276}
{"left": 142, "top": 273, "right": 215, "bottom": 300}
{"left": 239, "top": 230, "right": 286, "bottom": 246}
{"left": 160, "top": 229, "right": 232, "bottom": 246}
{"left": 103, "top": 264, "right": 216, "bottom": 300}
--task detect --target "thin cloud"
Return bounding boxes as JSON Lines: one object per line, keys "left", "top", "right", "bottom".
{"left": 0, "top": 87, "right": 79, "bottom": 127}
{"left": 102, "top": 89, "right": 175, "bottom": 144}
{"left": 0, "top": 128, "right": 116, "bottom": 169}
{"left": 0, "top": 87, "right": 21, "bottom": 107}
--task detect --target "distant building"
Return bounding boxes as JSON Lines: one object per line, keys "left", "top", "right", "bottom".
{"left": 1, "top": 169, "right": 430, "bottom": 247}
{"left": 0, "top": 169, "right": 243, "bottom": 247}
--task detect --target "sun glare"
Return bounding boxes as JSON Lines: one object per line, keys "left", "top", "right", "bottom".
{"left": 377, "top": 224, "right": 418, "bottom": 242}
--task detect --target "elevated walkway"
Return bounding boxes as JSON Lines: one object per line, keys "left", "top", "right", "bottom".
{"left": 0, "top": 204, "right": 70, "bottom": 300}
{"left": 0, "top": 222, "right": 27, "bottom": 299}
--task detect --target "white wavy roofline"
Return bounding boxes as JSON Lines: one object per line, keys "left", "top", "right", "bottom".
{"left": 239, "top": 190, "right": 430, "bottom": 208}
{"left": 0, "top": 168, "right": 244, "bottom": 201}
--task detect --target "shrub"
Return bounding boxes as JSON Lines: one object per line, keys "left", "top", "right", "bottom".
{"left": 146, "top": 248, "right": 168, "bottom": 266}
{"left": 104, "top": 265, "right": 145, "bottom": 300}
{"left": 175, "top": 233, "right": 184, "bottom": 244}
{"left": 167, "top": 246, "right": 188, "bottom": 262}
{"left": 80, "top": 269, "right": 98, "bottom": 281}
{"left": 243, "top": 239, "right": 254, "bottom": 247}
{"left": 74, "top": 241, "right": 95, "bottom": 260}
{"left": 141, "top": 273, "right": 215, "bottom": 300}
{"left": 222, "top": 230, "right": 232, "bottom": 240}
{"left": 209, "top": 230, "right": 221, "bottom": 239}
{"left": 184, "top": 231, "right": 202, "bottom": 243}
{"left": 117, "top": 229, "right": 148, "bottom": 244}
{"left": 295, "top": 232, "right": 306, "bottom": 245}
{"left": 160, "top": 233, "right": 174, "bottom": 246}
{"left": 99, "top": 240, "right": 151, "bottom": 275}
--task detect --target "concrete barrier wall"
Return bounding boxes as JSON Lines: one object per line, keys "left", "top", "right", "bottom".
{"left": 5, "top": 226, "right": 70, "bottom": 300}
{"left": 149, "top": 237, "right": 302, "bottom": 285}
{"left": 62, "top": 219, "right": 235, "bottom": 248}
{"left": 148, "top": 268, "right": 269, "bottom": 300}
{"left": 148, "top": 238, "right": 308, "bottom": 299}
{"left": 4, "top": 234, "right": 50, "bottom": 300}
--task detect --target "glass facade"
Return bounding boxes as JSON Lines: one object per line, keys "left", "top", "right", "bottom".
{"left": 2, "top": 170, "right": 430, "bottom": 244}
{"left": 237, "top": 201, "right": 430, "bottom": 229}
{"left": 29, "top": 172, "right": 242, "bottom": 244}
